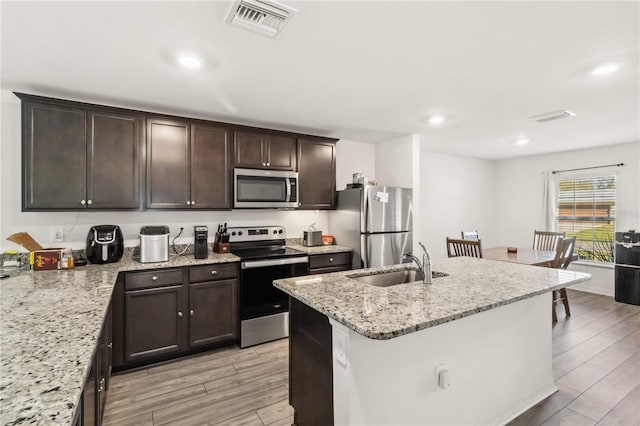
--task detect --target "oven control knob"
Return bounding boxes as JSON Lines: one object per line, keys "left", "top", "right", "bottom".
{"left": 238, "top": 231, "right": 243, "bottom": 236}
{"left": 231, "top": 231, "right": 236, "bottom": 236}
{"left": 273, "top": 230, "right": 277, "bottom": 234}
{"left": 278, "top": 230, "right": 283, "bottom": 234}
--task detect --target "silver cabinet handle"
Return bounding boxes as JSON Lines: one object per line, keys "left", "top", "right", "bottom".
{"left": 262, "top": 162, "right": 266, "bottom": 166}
{"left": 87, "top": 200, "right": 92, "bottom": 205}
{"left": 191, "top": 201, "right": 195, "bottom": 206}
{"left": 80, "top": 199, "right": 86, "bottom": 205}
{"left": 211, "top": 270, "right": 218, "bottom": 275}
{"left": 190, "top": 309, "right": 194, "bottom": 316}
{"left": 98, "top": 378, "right": 105, "bottom": 393}
{"left": 267, "top": 162, "right": 270, "bottom": 166}
{"left": 329, "top": 257, "right": 334, "bottom": 262}
{"left": 186, "top": 201, "right": 191, "bottom": 205}
{"left": 177, "top": 311, "right": 183, "bottom": 318}
{"left": 108, "top": 342, "right": 112, "bottom": 349}
{"left": 152, "top": 275, "right": 159, "bottom": 281}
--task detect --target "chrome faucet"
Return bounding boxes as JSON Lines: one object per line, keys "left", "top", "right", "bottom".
{"left": 403, "top": 242, "right": 432, "bottom": 284}
{"left": 418, "top": 242, "right": 432, "bottom": 285}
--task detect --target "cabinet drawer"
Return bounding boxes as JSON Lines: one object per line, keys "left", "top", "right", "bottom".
{"left": 189, "top": 263, "right": 238, "bottom": 283}
{"left": 309, "top": 252, "right": 351, "bottom": 270}
{"left": 125, "top": 269, "right": 183, "bottom": 290}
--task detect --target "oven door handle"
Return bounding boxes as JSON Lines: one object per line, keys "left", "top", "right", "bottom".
{"left": 241, "top": 256, "right": 309, "bottom": 269}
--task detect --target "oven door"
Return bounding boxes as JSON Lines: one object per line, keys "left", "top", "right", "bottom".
{"left": 234, "top": 168, "right": 299, "bottom": 208}
{"left": 240, "top": 256, "right": 309, "bottom": 320}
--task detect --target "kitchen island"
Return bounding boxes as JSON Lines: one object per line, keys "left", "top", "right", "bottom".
{"left": 274, "top": 257, "right": 591, "bottom": 426}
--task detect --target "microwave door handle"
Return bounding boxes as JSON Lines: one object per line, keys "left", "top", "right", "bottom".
{"left": 285, "top": 178, "right": 291, "bottom": 202}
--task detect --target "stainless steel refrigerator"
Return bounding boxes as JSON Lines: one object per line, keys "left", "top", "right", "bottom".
{"left": 329, "top": 186, "right": 412, "bottom": 269}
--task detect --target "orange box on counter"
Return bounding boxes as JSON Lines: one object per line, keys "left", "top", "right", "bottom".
{"left": 30, "top": 249, "right": 63, "bottom": 271}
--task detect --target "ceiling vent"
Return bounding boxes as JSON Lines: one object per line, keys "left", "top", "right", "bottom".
{"left": 529, "top": 110, "right": 576, "bottom": 123}
{"left": 225, "top": 0, "right": 297, "bottom": 38}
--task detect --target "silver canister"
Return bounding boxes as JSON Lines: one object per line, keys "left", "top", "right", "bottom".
{"left": 303, "top": 230, "right": 323, "bottom": 247}
{"left": 139, "top": 225, "right": 170, "bottom": 263}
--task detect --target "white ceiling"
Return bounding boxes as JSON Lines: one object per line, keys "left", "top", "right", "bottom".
{"left": 2, "top": 1, "right": 638, "bottom": 160}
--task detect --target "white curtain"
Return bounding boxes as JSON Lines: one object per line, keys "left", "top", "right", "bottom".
{"left": 542, "top": 170, "right": 558, "bottom": 231}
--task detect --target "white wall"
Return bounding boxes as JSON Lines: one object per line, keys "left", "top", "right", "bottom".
{"left": 0, "top": 90, "right": 328, "bottom": 251}
{"left": 420, "top": 151, "right": 498, "bottom": 260}
{"left": 495, "top": 141, "right": 640, "bottom": 296}
{"left": 335, "top": 139, "right": 376, "bottom": 190}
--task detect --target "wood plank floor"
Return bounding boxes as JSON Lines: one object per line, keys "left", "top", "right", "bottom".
{"left": 104, "top": 290, "right": 639, "bottom": 425}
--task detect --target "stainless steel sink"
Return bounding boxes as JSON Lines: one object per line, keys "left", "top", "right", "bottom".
{"left": 349, "top": 269, "right": 448, "bottom": 287}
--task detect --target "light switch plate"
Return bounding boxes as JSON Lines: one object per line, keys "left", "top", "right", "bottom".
{"left": 50, "top": 227, "right": 64, "bottom": 244}
{"left": 334, "top": 329, "right": 348, "bottom": 368}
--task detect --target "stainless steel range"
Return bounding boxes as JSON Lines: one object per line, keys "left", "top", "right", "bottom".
{"left": 229, "top": 226, "right": 309, "bottom": 348}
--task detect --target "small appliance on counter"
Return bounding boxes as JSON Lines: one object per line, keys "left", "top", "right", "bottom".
{"left": 615, "top": 230, "right": 640, "bottom": 306}
{"left": 139, "top": 226, "right": 169, "bottom": 263}
{"left": 214, "top": 223, "right": 230, "bottom": 253}
{"left": 86, "top": 225, "right": 124, "bottom": 264}
{"left": 194, "top": 225, "right": 208, "bottom": 259}
{"left": 303, "top": 222, "right": 323, "bottom": 247}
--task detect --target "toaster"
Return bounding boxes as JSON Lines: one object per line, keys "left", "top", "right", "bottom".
{"left": 139, "top": 226, "right": 169, "bottom": 263}
{"left": 86, "top": 225, "right": 124, "bottom": 264}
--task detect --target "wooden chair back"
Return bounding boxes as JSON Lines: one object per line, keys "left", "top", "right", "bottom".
{"left": 447, "top": 238, "right": 483, "bottom": 258}
{"left": 533, "top": 230, "right": 565, "bottom": 251}
{"left": 461, "top": 230, "right": 480, "bottom": 241}
{"left": 551, "top": 237, "right": 576, "bottom": 269}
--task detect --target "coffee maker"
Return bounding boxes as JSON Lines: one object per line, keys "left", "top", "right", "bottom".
{"left": 194, "top": 226, "right": 208, "bottom": 259}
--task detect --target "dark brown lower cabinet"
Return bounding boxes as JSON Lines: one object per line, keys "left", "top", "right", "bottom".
{"left": 189, "top": 279, "right": 238, "bottom": 347}
{"left": 289, "top": 298, "right": 334, "bottom": 426}
{"left": 75, "top": 302, "right": 112, "bottom": 426}
{"left": 114, "top": 264, "right": 239, "bottom": 370}
{"left": 124, "top": 285, "right": 185, "bottom": 363}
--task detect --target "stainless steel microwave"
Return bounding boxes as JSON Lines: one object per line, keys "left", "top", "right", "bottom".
{"left": 234, "top": 168, "right": 299, "bottom": 208}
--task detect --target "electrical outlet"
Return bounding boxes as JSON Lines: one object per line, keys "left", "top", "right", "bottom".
{"left": 50, "top": 227, "right": 64, "bottom": 244}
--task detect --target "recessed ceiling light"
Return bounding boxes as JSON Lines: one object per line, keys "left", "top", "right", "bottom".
{"left": 591, "top": 62, "right": 623, "bottom": 76}
{"left": 514, "top": 138, "right": 530, "bottom": 146}
{"left": 428, "top": 115, "right": 446, "bottom": 125}
{"left": 178, "top": 54, "right": 203, "bottom": 69}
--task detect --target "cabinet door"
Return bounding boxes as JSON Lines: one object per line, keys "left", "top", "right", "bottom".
{"left": 189, "top": 280, "right": 238, "bottom": 347}
{"left": 82, "top": 343, "right": 99, "bottom": 426}
{"left": 87, "top": 111, "right": 141, "bottom": 208}
{"left": 234, "top": 131, "right": 265, "bottom": 169}
{"left": 191, "top": 124, "right": 231, "bottom": 209}
{"left": 297, "top": 139, "right": 336, "bottom": 209}
{"left": 23, "top": 101, "right": 87, "bottom": 209}
{"left": 146, "top": 119, "right": 190, "bottom": 208}
{"left": 266, "top": 135, "right": 297, "bottom": 171}
{"left": 124, "top": 285, "right": 185, "bottom": 362}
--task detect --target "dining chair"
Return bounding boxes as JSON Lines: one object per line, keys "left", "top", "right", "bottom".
{"left": 461, "top": 230, "right": 480, "bottom": 241}
{"left": 533, "top": 230, "right": 565, "bottom": 251}
{"left": 550, "top": 237, "right": 576, "bottom": 322}
{"left": 447, "top": 238, "right": 483, "bottom": 258}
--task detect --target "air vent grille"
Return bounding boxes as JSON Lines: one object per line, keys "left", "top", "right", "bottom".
{"left": 225, "top": 0, "right": 297, "bottom": 38}
{"left": 529, "top": 110, "right": 576, "bottom": 123}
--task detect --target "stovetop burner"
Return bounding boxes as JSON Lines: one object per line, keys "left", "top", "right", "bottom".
{"left": 227, "top": 225, "right": 306, "bottom": 261}
{"left": 231, "top": 246, "right": 305, "bottom": 261}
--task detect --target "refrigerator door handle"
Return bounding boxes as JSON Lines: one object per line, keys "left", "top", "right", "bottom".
{"left": 365, "top": 236, "right": 372, "bottom": 268}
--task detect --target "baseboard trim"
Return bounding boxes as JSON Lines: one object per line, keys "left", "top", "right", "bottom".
{"left": 478, "top": 381, "right": 557, "bottom": 426}
{"left": 570, "top": 284, "right": 614, "bottom": 298}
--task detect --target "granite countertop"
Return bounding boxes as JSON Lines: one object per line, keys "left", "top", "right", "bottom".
{"left": 287, "top": 244, "right": 352, "bottom": 255}
{"left": 274, "top": 257, "right": 591, "bottom": 340}
{"left": 0, "top": 251, "right": 239, "bottom": 426}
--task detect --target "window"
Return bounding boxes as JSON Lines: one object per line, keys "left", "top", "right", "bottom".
{"left": 556, "top": 175, "right": 616, "bottom": 263}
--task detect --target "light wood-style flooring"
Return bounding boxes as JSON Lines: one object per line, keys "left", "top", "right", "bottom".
{"left": 104, "top": 290, "right": 639, "bottom": 426}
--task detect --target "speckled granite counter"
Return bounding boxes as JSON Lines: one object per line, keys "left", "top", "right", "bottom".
{"left": 0, "top": 251, "right": 239, "bottom": 425}
{"left": 274, "top": 257, "right": 591, "bottom": 340}
{"left": 287, "top": 244, "right": 352, "bottom": 255}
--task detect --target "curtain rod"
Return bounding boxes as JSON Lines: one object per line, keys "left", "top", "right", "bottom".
{"left": 552, "top": 163, "right": 624, "bottom": 174}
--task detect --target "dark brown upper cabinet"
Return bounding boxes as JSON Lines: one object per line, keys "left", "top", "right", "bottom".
{"left": 297, "top": 139, "right": 336, "bottom": 209}
{"left": 20, "top": 94, "right": 141, "bottom": 211}
{"left": 234, "top": 130, "right": 297, "bottom": 171}
{"left": 146, "top": 119, "right": 231, "bottom": 209}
